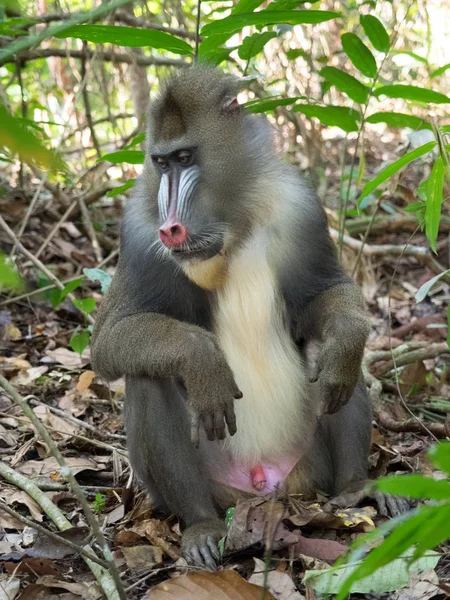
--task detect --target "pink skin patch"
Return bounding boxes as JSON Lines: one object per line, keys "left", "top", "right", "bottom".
{"left": 213, "top": 455, "right": 300, "bottom": 495}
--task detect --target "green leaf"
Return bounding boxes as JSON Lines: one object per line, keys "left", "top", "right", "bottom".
{"left": 415, "top": 269, "right": 450, "bottom": 303}
{"left": 0, "top": 0, "right": 132, "bottom": 66}
{"left": 403, "top": 201, "right": 425, "bottom": 213}
{"left": 201, "top": 10, "right": 340, "bottom": 37}
{"left": 72, "top": 297, "right": 96, "bottom": 314}
{"left": 374, "top": 85, "right": 450, "bottom": 104}
{"left": 428, "top": 442, "right": 450, "bottom": 474}
{"left": 336, "top": 504, "right": 444, "bottom": 599}
{"left": 360, "top": 15, "right": 390, "bottom": 52}
{"left": 124, "top": 133, "right": 146, "bottom": 149}
{"left": 201, "top": 44, "right": 237, "bottom": 64}
{"left": 266, "top": 0, "right": 320, "bottom": 9}
{"left": 238, "top": 31, "right": 277, "bottom": 60}
{"left": 431, "top": 62, "right": 450, "bottom": 78}
{"left": 307, "top": 547, "right": 439, "bottom": 596}
{"left": 107, "top": 179, "right": 135, "bottom": 197}
{"left": 55, "top": 25, "right": 192, "bottom": 55}
{"left": 285, "top": 48, "right": 308, "bottom": 60}
{"left": 391, "top": 50, "right": 427, "bottom": 63}
{"left": 377, "top": 473, "right": 450, "bottom": 500}
{"left": 341, "top": 32, "right": 377, "bottom": 78}
{"left": 366, "top": 112, "right": 430, "bottom": 129}
{"left": 83, "top": 268, "right": 112, "bottom": 293}
{"left": 425, "top": 157, "right": 444, "bottom": 252}
{"left": 292, "top": 105, "right": 360, "bottom": 132}
{"left": 319, "top": 66, "right": 369, "bottom": 104}
{"left": 61, "top": 278, "right": 84, "bottom": 300}
{"left": 358, "top": 141, "right": 436, "bottom": 204}
{"left": 244, "top": 95, "right": 305, "bottom": 113}
{"left": 0, "top": 105, "right": 64, "bottom": 170}
{"left": 0, "top": 252, "right": 22, "bottom": 290}
{"left": 98, "top": 150, "right": 145, "bottom": 165}
{"left": 70, "top": 328, "right": 90, "bottom": 355}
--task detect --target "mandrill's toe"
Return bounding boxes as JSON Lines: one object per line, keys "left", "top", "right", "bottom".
{"left": 181, "top": 519, "right": 226, "bottom": 571}
{"left": 323, "top": 482, "right": 411, "bottom": 517}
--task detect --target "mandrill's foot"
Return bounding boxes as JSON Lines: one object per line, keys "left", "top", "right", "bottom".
{"left": 323, "top": 482, "right": 411, "bottom": 517}
{"left": 181, "top": 518, "right": 226, "bottom": 571}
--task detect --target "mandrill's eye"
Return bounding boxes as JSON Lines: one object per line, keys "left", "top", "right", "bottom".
{"left": 178, "top": 150, "right": 193, "bottom": 166}
{"left": 153, "top": 156, "right": 169, "bottom": 171}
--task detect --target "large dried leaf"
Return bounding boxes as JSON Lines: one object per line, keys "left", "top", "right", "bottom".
{"left": 249, "top": 558, "right": 304, "bottom": 599}
{"left": 146, "top": 570, "right": 276, "bottom": 599}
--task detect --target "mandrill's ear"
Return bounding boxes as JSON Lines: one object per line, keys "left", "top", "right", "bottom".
{"left": 221, "top": 96, "right": 241, "bottom": 116}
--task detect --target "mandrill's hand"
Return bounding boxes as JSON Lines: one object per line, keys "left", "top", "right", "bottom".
{"left": 309, "top": 335, "right": 363, "bottom": 415}
{"left": 181, "top": 331, "right": 242, "bottom": 446}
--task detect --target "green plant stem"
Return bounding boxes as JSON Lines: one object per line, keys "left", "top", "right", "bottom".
{"left": 351, "top": 195, "right": 382, "bottom": 276}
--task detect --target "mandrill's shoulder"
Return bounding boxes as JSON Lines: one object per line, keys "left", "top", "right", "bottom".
{"left": 268, "top": 166, "right": 350, "bottom": 316}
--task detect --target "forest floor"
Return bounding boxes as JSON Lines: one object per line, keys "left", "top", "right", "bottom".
{"left": 1, "top": 131, "right": 450, "bottom": 600}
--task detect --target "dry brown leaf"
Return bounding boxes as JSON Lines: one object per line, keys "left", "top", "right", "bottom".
{"left": 146, "top": 570, "right": 276, "bottom": 599}
{"left": 58, "top": 388, "right": 97, "bottom": 417}
{"left": 35, "top": 576, "right": 97, "bottom": 599}
{"left": 225, "top": 498, "right": 300, "bottom": 553}
{"left": 26, "top": 526, "right": 89, "bottom": 560}
{"left": 249, "top": 558, "right": 304, "bottom": 599}
{"left": 114, "top": 529, "right": 143, "bottom": 546}
{"left": 33, "top": 405, "right": 79, "bottom": 440}
{"left": 5, "top": 324, "right": 22, "bottom": 340}
{"left": 288, "top": 505, "right": 375, "bottom": 531}
{"left": 11, "top": 366, "right": 49, "bottom": 386}
{"left": 18, "top": 456, "right": 100, "bottom": 477}
{"left": 293, "top": 537, "right": 347, "bottom": 563}
{"left": 76, "top": 371, "right": 96, "bottom": 392}
{"left": 0, "top": 423, "right": 19, "bottom": 447}
{"left": 121, "top": 545, "right": 163, "bottom": 572}
{"left": 45, "top": 348, "right": 90, "bottom": 369}
{"left": 0, "top": 574, "right": 20, "bottom": 600}
{"left": 4, "top": 557, "right": 59, "bottom": 576}
{"left": 7, "top": 491, "right": 43, "bottom": 522}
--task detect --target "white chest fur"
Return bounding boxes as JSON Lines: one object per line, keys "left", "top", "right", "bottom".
{"left": 213, "top": 230, "right": 309, "bottom": 465}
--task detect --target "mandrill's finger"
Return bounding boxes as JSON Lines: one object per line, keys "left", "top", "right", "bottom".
{"left": 202, "top": 413, "right": 215, "bottom": 441}
{"left": 225, "top": 404, "right": 237, "bottom": 436}
{"left": 189, "top": 409, "right": 200, "bottom": 448}
{"left": 213, "top": 411, "right": 226, "bottom": 440}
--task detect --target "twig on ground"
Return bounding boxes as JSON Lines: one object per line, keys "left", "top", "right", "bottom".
{"left": 0, "top": 375, "right": 126, "bottom": 600}
{"left": 0, "top": 461, "right": 120, "bottom": 599}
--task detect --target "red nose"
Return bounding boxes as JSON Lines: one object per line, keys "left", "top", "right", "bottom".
{"left": 159, "top": 222, "right": 188, "bottom": 247}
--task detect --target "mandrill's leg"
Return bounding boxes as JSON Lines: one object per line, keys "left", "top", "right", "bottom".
{"left": 124, "top": 376, "right": 225, "bottom": 569}
{"left": 319, "top": 382, "right": 410, "bottom": 516}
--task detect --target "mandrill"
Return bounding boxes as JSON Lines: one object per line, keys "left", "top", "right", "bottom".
{"left": 91, "top": 65, "right": 405, "bottom": 569}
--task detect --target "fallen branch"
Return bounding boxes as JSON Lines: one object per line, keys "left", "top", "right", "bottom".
{"left": 0, "top": 375, "right": 126, "bottom": 600}
{"left": 375, "top": 342, "right": 449, "bottom": 376}
{"left": 362, "top": 361, "right": 449, "bottom": 438}
{"left": 2, "top": 48, "right": 188, "bottom": 68}
{"left": 0, "top": 461, "right": 120, "bottom": 599}
{"left": 329, "top": 227, "right": 450, "bottom": 282}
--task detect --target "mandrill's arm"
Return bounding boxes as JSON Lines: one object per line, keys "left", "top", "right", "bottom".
{"left": 91, "top": 257, "right": 242, "bottom": 443}
{"left": 300, "top": 282, "right": 370, "bottom": 414}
